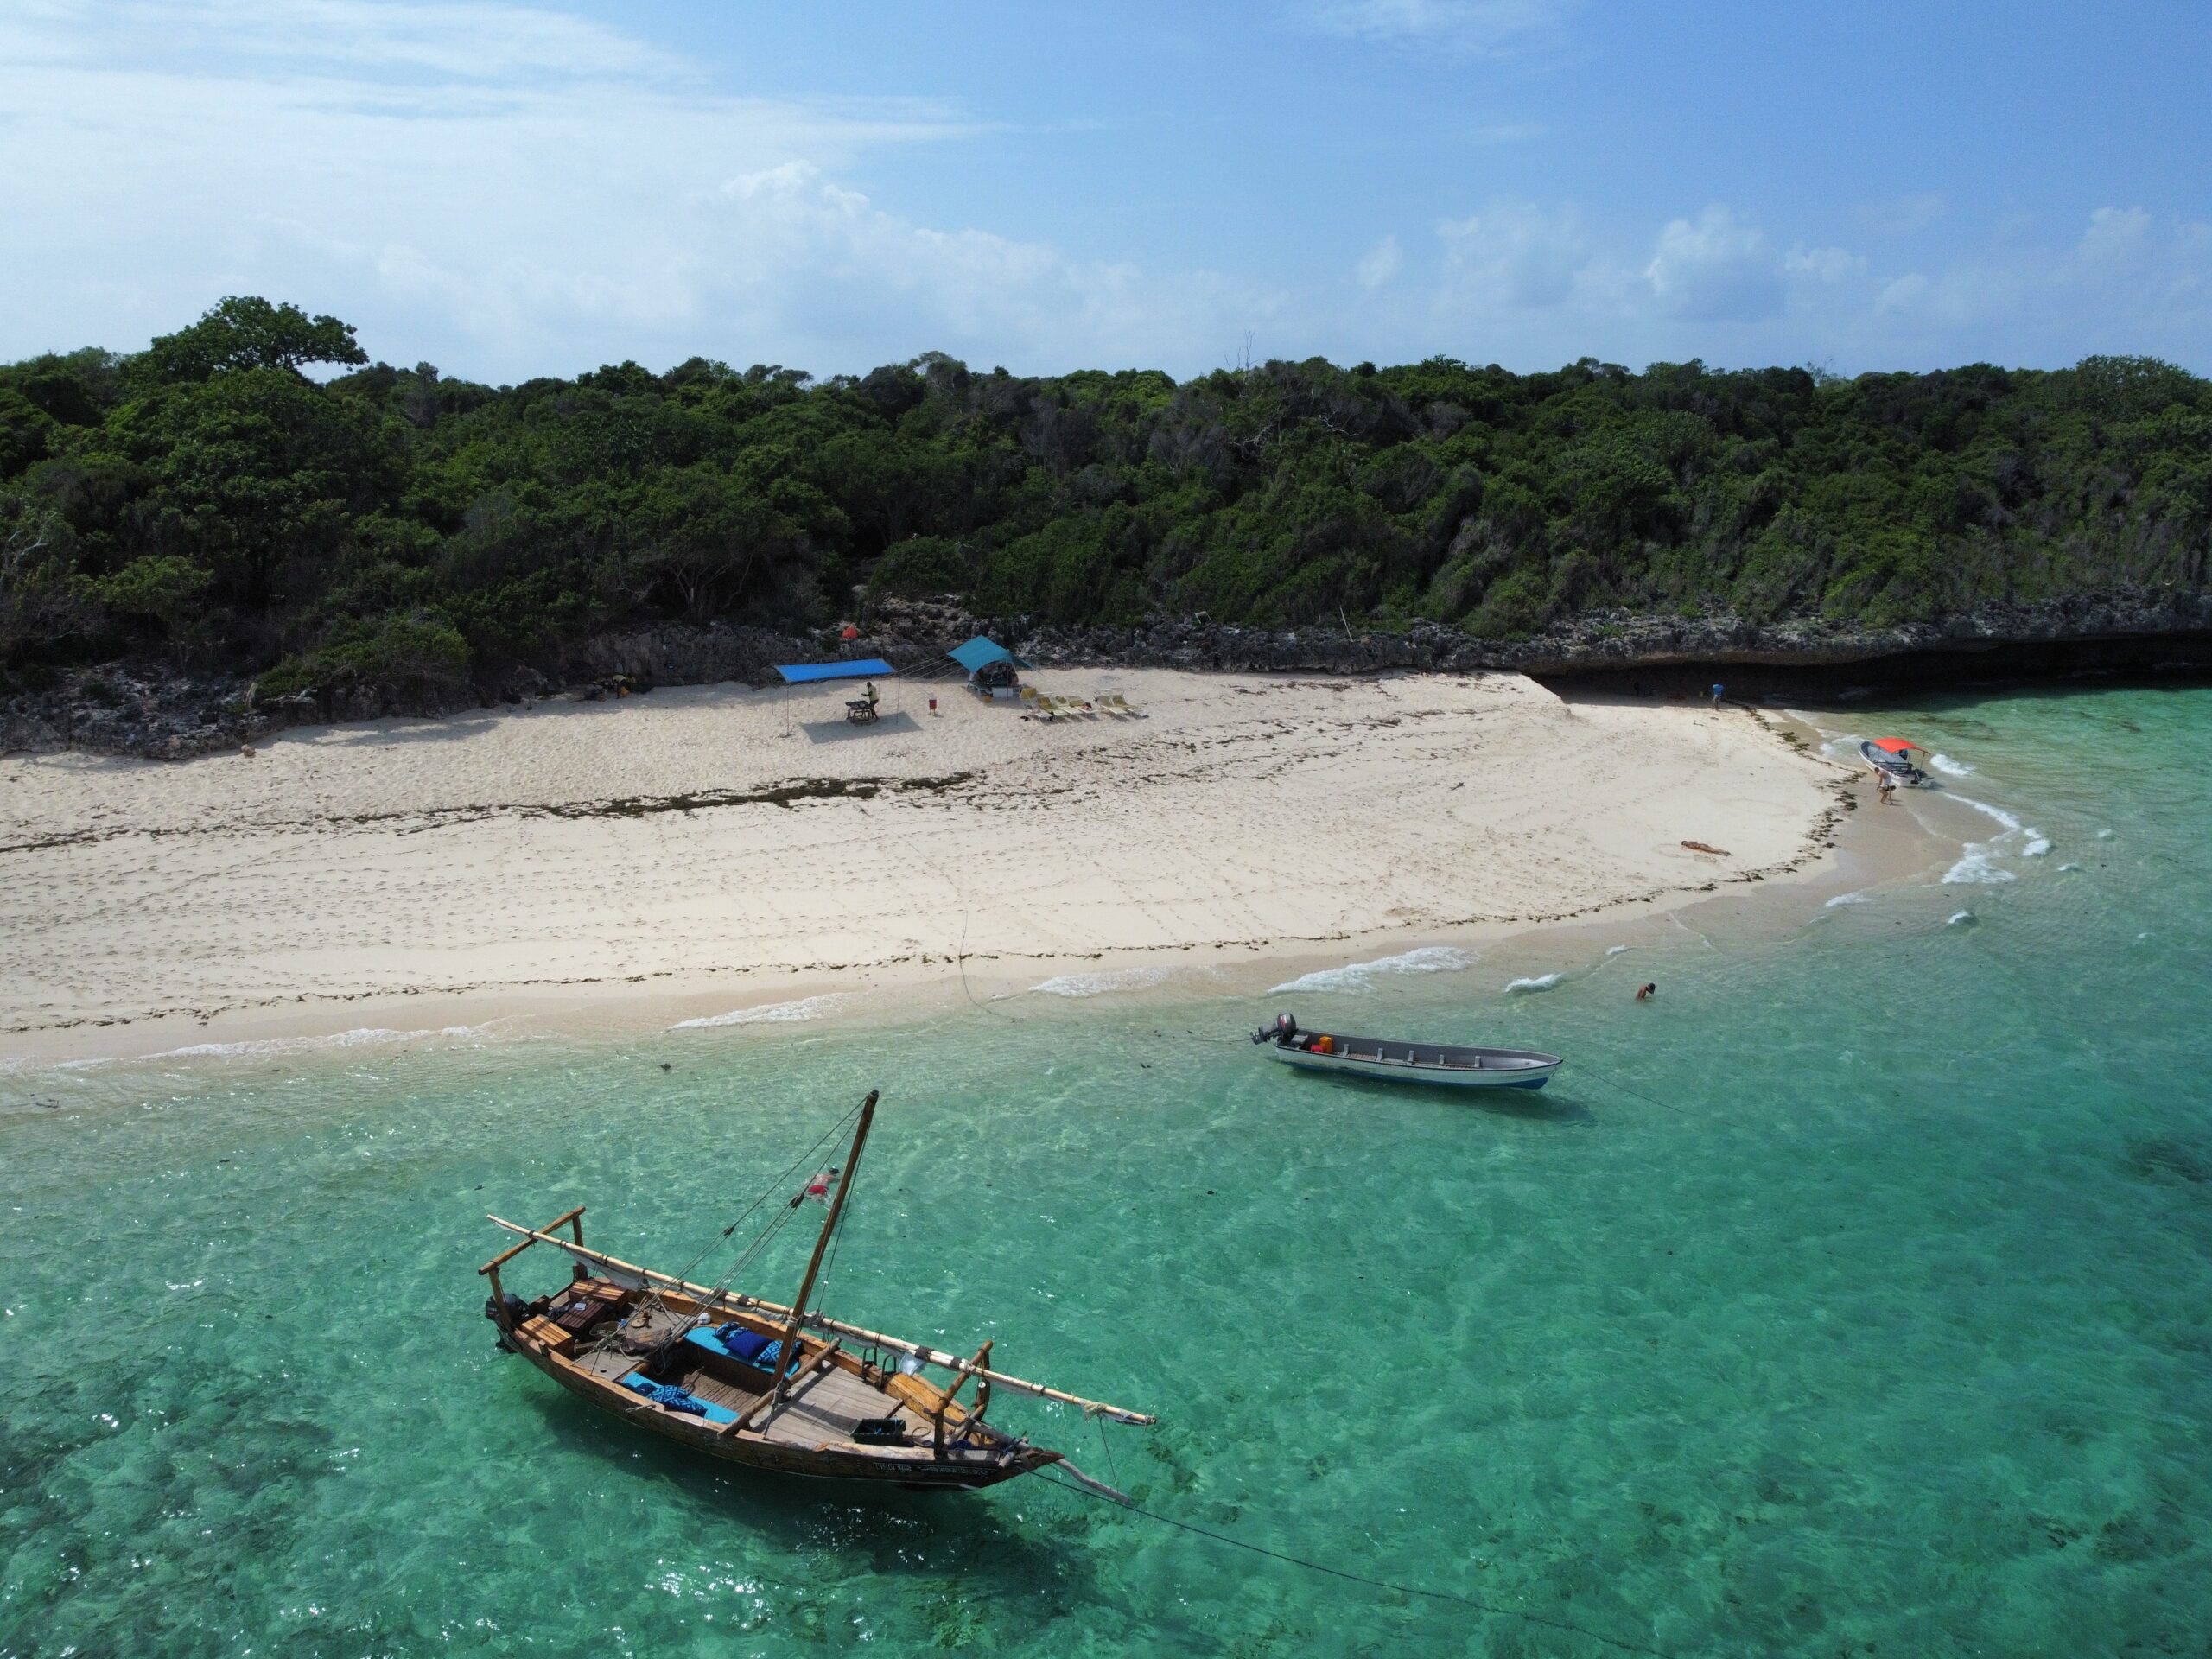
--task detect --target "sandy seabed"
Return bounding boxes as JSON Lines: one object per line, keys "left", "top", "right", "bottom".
{"left": 0, "top": 667, "right": 1847, "bottom": 1058}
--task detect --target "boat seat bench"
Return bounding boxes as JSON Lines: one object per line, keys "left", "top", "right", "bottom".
{"left": 620, "top": 1371, "right": 739, "bottom": 1425}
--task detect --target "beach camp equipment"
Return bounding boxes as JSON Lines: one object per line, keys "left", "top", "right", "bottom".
{"left": 1859, "top": 737, "right": 1929, "bottom": 786}
{"left": 1250, "top": 1013, "right": 1562, "bottom": 1090}
{"left": 479, "top": 1090, "right": 1151, "bottom": 1493}
{"left": 773, "top": 658, "right": 895, "bottom": 684}
{"left": 949, "top": 636, "right": 1027, "bottom": 698}
{"left": 773, "top": 659, "right": 893, "bottom": 725}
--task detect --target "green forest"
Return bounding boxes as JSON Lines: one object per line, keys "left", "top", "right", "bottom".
{"left": 3, "top": 296, "right": 2207, "bottom": 702}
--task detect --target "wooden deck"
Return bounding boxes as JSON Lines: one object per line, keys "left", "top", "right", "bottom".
{"left": 556, "top": 1294, "right": 922, "bottom": 1446}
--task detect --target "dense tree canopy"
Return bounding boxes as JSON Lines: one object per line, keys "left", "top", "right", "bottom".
{"left": 3, "top": 298, "right": 2207, "bottom": 695}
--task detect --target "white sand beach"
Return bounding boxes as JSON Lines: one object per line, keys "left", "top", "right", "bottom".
{"left": 0, "top": 669, "right": 1844, "bottom": 1057}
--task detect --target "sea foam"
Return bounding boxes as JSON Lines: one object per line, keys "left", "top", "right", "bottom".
{"left": 1506, "top": 972, "right": 1565, "bottom": 994}
{"left": 1942, "top": 848, "right": 2017, "bottom": 886}
{"left": 1267, "top": 945, "right": 1477, "bottom": 995}
{"left": 1950, "top": 794, "right": 2024, "bottom": 835}
{"left": 1029, "top": 964, "right": 1174, "bottom": 998}
{"left": 1824, "top": 891, "right": 1871, "bottom": 908}
{"left": 669, "top": 995, "right": 850, "bottom": 1029}
{"left": 1928, "top": 753, "right": 1975, "bottom": 777}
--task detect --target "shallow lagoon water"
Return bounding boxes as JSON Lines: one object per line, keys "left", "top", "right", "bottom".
{"left": 3, "top": 683, "right": 2209, "bottom": 1657}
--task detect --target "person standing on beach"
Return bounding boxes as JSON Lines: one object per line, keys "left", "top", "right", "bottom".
{"left": 1711, "top": 682, "right": 1726, "bottom": 708}
{"left": 1877, "top": 772, "right": 1896, "bottom": 805}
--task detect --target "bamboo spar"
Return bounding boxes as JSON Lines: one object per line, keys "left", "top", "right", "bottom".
{"left": 482, "top": 1214, "right": 1155, "bottom": 1425}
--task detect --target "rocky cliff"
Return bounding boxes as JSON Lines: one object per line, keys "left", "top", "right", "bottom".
{"left": 7, "top": 589, "right": 2209, "bottom": 760}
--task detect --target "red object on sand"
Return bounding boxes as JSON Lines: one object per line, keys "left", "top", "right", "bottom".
{"left": 842, "top": 625, "right": 859, "bottom": 640}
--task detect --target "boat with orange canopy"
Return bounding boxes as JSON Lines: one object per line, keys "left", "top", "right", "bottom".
{"left": 1859, "top": 736, "right": 1929, "bottom": 786}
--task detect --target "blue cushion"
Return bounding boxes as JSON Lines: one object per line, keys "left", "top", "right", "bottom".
{"left": 715, "top": 1324, "right": 779, "bottom": 1365}
{"left": 620, "top": 1372, "right": 737, "bottom": 1425}
{"left": 683, "top": 1325, "right": 782, "bottom": 1369}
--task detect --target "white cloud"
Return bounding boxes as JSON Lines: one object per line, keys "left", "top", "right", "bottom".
{"left": 1644, "top": 207, "right": 1782, "bottom": 321}
{"left": 1436, "top": 199, "right": 1588, "bottom": 308}
{"left": 1855, "top": 193, "right": 1947, "bottom": 236}
{"left": 3, "top": 4, "right": 2208, "bottom": 381}
{"left": 1876, "top": 273, "right": 1931, "bottom": 316}
{"left": 1305, "top": 0, "right": 1571, "bottom": 55}
{"left": 1354, "top": 234, "right": 1405, "bottom": 290}
{"left": 2074, "top": 205, "right": 2153, "bottom": 271}
{"left": 0, "top": 0, "right": 1278, "bottom": 378}
{"left": 1784, "top": 245, "right": 1866, "bottom": 286}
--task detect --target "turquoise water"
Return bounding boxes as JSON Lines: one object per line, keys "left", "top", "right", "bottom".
{"left": 4, "top": 683, "right": 2210, "bottom": 1658}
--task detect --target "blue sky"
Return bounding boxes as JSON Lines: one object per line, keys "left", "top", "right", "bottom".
{"left": 3, "top": 0, "right": 2207, "bottom": 382}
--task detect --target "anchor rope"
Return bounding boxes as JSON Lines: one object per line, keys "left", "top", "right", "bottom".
{"left": 1033, "top": 1472, "right": 1688, "bottom": 1659}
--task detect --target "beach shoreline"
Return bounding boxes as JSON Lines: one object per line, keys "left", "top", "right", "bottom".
{"left": 0, "top": 670, "right": 1951, "bottom": 1073}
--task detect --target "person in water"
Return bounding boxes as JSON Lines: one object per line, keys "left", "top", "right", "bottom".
{"left": 1636, "top": 982, "right": 1656, "bottom": 1001}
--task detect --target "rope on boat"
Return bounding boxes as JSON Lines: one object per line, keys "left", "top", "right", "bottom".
{"left": 1033, "top": 1472, "right": 1688, "bottom": 1659}
{"left": 675, "top": 1096, "right": 868, "bottom": 1282}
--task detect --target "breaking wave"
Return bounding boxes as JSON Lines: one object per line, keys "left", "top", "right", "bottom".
{"left": 1029, "top": 965, "right": 1175, "bottom": 998}
{"left": 3, "top": 1026, "right": 493, "bottom": 1073}
{"left": 1506, "top": 972, "right": 1565, "bottom": 994}
{"left": 1950, "top": 794, "right": 2024, "bottom": 835}
{"left": 1927, "top": 753, "right": 1975, "bottom": 777}
{"left": 1268, "top": 946, "right": 1478, "bottom": 995}
{"left": 1824, "top": 891, "right": 1871, "bottom": 908}
{"left": 1947, "top": 910, "right": 1976, "bottom": 926}
{"left": 1942, "top": 848, "right": 2017, "bottom": 886}
{"left": 669, "top": 995, "right": 850, "bottom": 1029}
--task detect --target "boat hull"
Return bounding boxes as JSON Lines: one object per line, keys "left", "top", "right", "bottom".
{"left": 505, "top": 1332, "right": 1051, "bottom": 1491}
{"left": 1859, "top": 741, "right": 1929, "bottom": 785}
{"left": 1262, "top": 1045, "right": 1556, "bottom": 1089}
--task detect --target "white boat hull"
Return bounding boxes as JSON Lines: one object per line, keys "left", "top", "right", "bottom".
{"left": 1262, "top": 1044, "right": 1559, "bottom": 1090}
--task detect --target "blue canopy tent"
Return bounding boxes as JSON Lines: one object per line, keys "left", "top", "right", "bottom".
{"left": 774, "top": 658, "right": 895, "bottom": 684}
{"left": 949, "top": 638, "right": 1029, "bottom": 702}
{"left": 772, "top": 658, "right": 896, "bottom": 729}
{"left": 947, "top": 637, "right": 1023, "bottom": 675}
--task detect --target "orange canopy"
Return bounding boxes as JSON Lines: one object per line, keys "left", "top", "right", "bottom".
{"left": 1872, "top": 737, "right": 1916, "bottom": 754}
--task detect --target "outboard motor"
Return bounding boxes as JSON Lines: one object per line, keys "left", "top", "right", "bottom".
{"left": 1251, "top": 1012, "right": 1299, "bottom": 1046}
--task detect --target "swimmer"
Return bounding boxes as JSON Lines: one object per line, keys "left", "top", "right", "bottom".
{"left": 1636, "top": 982, "right": 1656, "bottom": 1001}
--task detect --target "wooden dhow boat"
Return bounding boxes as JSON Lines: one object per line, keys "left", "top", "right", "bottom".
{"left": 1251, "top": 1013, "right": 1562, "bottom": 1090}
{"left": 479, "top": 1090, "right": 1151, "bottom": 1492}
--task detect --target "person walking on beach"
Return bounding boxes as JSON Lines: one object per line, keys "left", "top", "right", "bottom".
{"left": 1877, "top": 771, "right": 1896, "bottom": 806}
{"left": 1710, "top": 682, "right": 1725, "bottom": 708}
